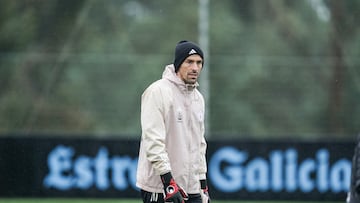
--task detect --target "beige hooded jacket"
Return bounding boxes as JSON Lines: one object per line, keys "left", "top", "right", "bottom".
{"left": 136, "top": 64, "right": 207, "bottom": 194}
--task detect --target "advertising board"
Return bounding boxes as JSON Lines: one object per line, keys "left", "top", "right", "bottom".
{"left": 0, "top": 136, "right": 354, "bottom": 201}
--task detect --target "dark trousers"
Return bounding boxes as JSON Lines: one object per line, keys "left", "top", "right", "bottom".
{"left": 141, "top": 189, "right": 202, "bottom": 203}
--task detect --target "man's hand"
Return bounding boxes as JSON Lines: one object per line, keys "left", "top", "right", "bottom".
{"left": 200, "top": 179, "right": 210, "bottom": 203}
{"left": 161, "top": 172, "right": 188, "bottom": 203}
{"left": 164, "top": 179, "right": 188, "bottom": 203}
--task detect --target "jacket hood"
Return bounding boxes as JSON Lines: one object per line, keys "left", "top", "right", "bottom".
{"left": 162, "top": 64, "right": 199, "bottom": 91}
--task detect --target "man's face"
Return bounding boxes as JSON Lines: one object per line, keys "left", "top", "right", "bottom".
{"left": 176, "top": 54, "right": 203, "bottom": 84}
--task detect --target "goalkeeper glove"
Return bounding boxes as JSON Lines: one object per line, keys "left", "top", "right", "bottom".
{"left": 161, "top": 172, "right": 188, "bottom": 203}
{"left": 200, "top": 179, "right": 210, "bottom": 203}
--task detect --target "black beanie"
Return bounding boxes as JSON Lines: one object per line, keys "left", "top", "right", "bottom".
{"left": 173, "top": 40, "right": 204, "bottom": 72}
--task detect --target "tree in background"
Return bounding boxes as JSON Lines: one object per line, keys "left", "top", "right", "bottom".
{"left": 0, "top": 0, "right": 359, "bottom": 140}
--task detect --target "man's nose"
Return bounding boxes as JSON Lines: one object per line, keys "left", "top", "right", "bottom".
{"left": 191, "top": 62, "right": 201, "bottom": 70}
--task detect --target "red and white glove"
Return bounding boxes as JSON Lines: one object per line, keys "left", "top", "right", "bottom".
{"left": 200, "top": 179, "right": 210, "bottom": 203}
{"left": 161, "top": 172, "right": 188, "bottom": 203}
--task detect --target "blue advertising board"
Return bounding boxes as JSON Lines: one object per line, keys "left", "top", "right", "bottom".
{"left": 0, "top": 136, "right": 354, "bottom": 201}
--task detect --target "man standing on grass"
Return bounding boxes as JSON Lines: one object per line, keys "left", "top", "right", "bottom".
{"left": 136, "top": 40, "right": 210, "bottom": 203}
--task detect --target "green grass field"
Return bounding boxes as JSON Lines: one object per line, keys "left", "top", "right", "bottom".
{"left": 0, "top": 199, "right": 343, "bottom": 203}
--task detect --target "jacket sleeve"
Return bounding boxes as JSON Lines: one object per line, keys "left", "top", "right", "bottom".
{"left": 199, "top": 93, "right": 207, "bottom": 179}
{"left": 141, "top": 85, "right": 171, "bottom": 175}
{"left": 199, "top": 134, "right": 208, "bottom": 180}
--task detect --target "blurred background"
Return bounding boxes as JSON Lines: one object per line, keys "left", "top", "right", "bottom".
{"left": 0, "top": 0, "right": 359, "bottom": 141}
